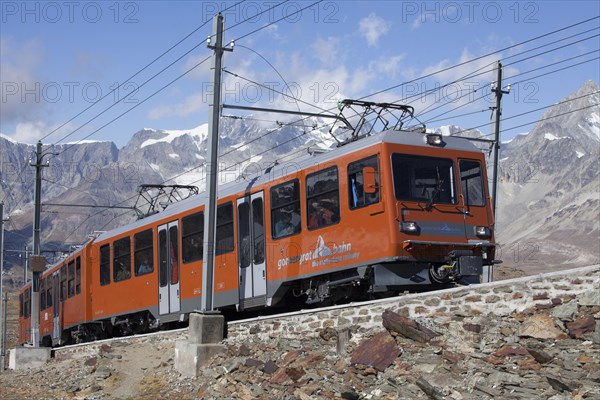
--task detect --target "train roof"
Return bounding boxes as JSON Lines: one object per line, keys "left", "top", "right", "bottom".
{"left": 95, "top": 129, "right": 482, "bottom": 242}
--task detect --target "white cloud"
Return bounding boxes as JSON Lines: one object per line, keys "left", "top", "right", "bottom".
{"left": 359, "top": 13, "right": 391, "bottom": 47}
{"left": 312, "top": 36, "right": 341, "bottom": 66}
{"left": 373, "top": 55, "right": 405, "bottom": 79}
{"left": 9, "top": 121, "right": 48, "bottom": 144}
{"left": 147, "top": 92, "right": 207, "bottom": 120}
{"left": 0, "top": 37, "right": 46, "bottom": 124}
{"left": 183, "top": 54, "right": 212, "bottom": 80}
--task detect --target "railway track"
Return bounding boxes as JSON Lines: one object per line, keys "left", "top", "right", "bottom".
{"left": 53, "top": 282, "right": 463, "bottom": 354}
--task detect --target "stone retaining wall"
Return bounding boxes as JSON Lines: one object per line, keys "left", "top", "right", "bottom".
{"left": 226, "top": 265, "right": 600, "bottom": 343}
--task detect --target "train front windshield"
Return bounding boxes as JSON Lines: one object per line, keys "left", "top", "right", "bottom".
{"left": 392, "top": 154, "right": 457, "bottom": 204}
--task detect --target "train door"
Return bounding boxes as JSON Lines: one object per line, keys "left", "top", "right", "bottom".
{"left": 458, "top": 159, "right": 491, "bottom": 240}
{"left": 52, "top": 272, "right": 60, "bottom": 343}
{"left": 237, "top": 192, "right": 266, "bottom": 307}
{"left": 158, "top": 221, "right": 180, "bottom": 315}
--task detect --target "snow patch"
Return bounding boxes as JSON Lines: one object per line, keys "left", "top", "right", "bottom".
{"left": 578, "top": 112, "right": 600, "bottom": 141}
{"left": 141, "top": 124, "right": 209, "bottom": 148}
{"left": 576, "top": 150, "right": 585, "bottom": 158}
{"left": 439, "top": 125, "right": 452, "bottom": 136}
{"left": 64, "top": 140, "right": 109, "bottom": 145}
{"left": 236, "top": 142, "right": 248, "bottom": 152}
{"left": 0, "top": 133, "right": 18, "bottom": 143}
{"left": 544, "top": 133, "right": 568, "bottom": 141}
{"left": 168, "top": 153, "right": 180, "bottom": 159}
{"left": 149, "top": 163, "right": 160, "bottom": 171}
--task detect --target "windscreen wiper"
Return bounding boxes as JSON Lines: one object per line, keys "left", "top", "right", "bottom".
{"left": 426, "top": 167, "right": 443, "bottom": 211}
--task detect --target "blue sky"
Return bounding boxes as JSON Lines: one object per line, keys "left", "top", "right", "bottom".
{"left": 1, "top": 0, "right": 599, "bottom": 147}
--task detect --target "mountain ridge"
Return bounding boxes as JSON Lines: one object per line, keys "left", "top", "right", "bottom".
{"left": 1, "top": 81, "right": 598, "bottom": 277}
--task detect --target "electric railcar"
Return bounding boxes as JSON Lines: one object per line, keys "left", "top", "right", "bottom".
{"left": 19, "top": 129, "right": 497, "bottom": 345}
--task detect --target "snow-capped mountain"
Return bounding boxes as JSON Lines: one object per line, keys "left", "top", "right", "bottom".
{"left": 0, "top": 116, "right": 337, "bottom": 266}
{"left": 495, "top": 80, "right": 599, "bottom": 271}
{"left": 1, "top": 81, "right": 598, "bottom": 276}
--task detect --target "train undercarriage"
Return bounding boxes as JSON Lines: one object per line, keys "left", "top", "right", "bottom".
{"left": 295, "top": 252, "right": 486, "bottom": 306}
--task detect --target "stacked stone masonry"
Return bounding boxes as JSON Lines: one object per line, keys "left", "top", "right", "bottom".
{"left": 226, "top": 265, "right": 600, "bottom": 343}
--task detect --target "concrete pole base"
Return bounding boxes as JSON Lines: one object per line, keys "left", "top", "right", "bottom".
{"left": 174, "top": 312, "right": 226, "bottom": 377}
{"left": 8, "top": 347, "right": 51, "bottom": 370}
{"left": 174, "top": 341, "right": 226, "bottom": 377}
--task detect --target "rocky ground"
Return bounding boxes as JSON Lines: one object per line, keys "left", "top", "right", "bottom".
{"left": 0, "top": 266, "right": 599, "bottom": 400}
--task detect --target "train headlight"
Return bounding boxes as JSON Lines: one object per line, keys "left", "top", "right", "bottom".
{"left": 426, "top": 133, "right": 444, "bottom": 146}
{"left": 475, "top": 226, "right": 491, "bottom": 238}
{"left": 401, "top": 221, "right": 420, "bottom": 234}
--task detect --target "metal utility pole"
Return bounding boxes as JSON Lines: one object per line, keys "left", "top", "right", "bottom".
{"left": 201, "top": 13, "right": 232, "bottom": 312}
{"left": 29, "top": 141, "right": 49, "bottom": 347}
{"left": 0, "top": 202, "right": 5, "bottom": 369}
{"left": 490, "top": 61, "right": 509, "bottom": 220}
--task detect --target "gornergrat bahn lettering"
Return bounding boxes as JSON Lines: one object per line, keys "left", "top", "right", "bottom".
{"left": 19, "top": 129, "right": 497, "bottom": 346}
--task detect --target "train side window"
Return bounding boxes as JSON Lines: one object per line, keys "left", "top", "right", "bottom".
{"left": 271, "top": 179, "right": 301, "bottom": 239}
{"left": 68, "top": 261, "right": 75, "bottom": 298}
{"left": 40, "top": 278, "right": 46, "bottom": 310}
{"left": 216, "top": 203, "right": 234, "bottom": 255}
{"left": 134, "top": 229, "right": 154, "bottom": 276}
{"left": 252, "top": 197, "right": 265, "bottom": 264}
{"left": 19, "top": 293, "right": 23, "bottom": 317}
{"left": 169, "top": 226, "right": 179, "bottom": 285}
{"left": 459, "top": 160, "right": 485, "bottom": 207}
{"left": 306, "top": 166, "right": 340, "bottom": 230}
{"left": 47, "top": 278, "right": 53, "bottom": 308}
{"left": 100, "top": 244, "right": 111, "bottom": 286}
{"left": 182, "top": 212, "right": 203, "bottom": 263}
{"left": 348, "top": 156, "right": 380, "bottom": 209}
{"left": 113, "top": 237, "right": 132, "bottom": 282}
{"left": 159, "top": 230, "right": 168, "bottom": 288}
{"left": 60, "top": 265, "right": 67, "bottom": 301}
{"left": 24, "top": 289, "right": 30, "bottom": 318}
{"left": 75, "top": 257, "right": 81, "bottom": 295}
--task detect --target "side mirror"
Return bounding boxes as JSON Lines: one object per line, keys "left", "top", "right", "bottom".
{"left": 363, "top": 166, "right": 377, "bottom": 194}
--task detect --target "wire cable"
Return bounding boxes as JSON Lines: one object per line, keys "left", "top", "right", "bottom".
{"left": 40, "top": 0, "right": 247, "bottom": 144}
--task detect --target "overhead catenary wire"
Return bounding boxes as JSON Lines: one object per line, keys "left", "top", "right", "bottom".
{"left": 3, "top": 1, "right": 250, "bottom": 210}
{"left": 229, "top": 16, "right": 600, "bottom": 141}
{"left": 40, "top": 0, "right": 247, "bottom": 145}
{"left": 414, "top": 41, "right": 600, "bottom": 121}
{"left": 417, "top": 54, "right": 600, "bottom": 125}
{"left": 448, "top": 91, "right": 599, "bottom": 138}
{"left": 50, "top": 0, "right": 320, "bottom": 155}
{"left": 5, "top": 15, "right": 597, "bottom": 244}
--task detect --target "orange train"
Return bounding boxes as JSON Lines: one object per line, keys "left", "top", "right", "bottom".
{"left": 19, "top": 129, "right": 497, "bottom": 345}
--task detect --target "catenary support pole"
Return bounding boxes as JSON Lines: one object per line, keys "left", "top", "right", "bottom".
{"left": 0, "top": 202, "right": 5, "bottom": 369}
{"left": 200, "top": 13, "right": 232, "bottom": 312}
{"left": 30, "top": 141, "right": 49, "bottom": 347}
{"left": 491, "top": 61, "right": 509, "bottom": 221}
